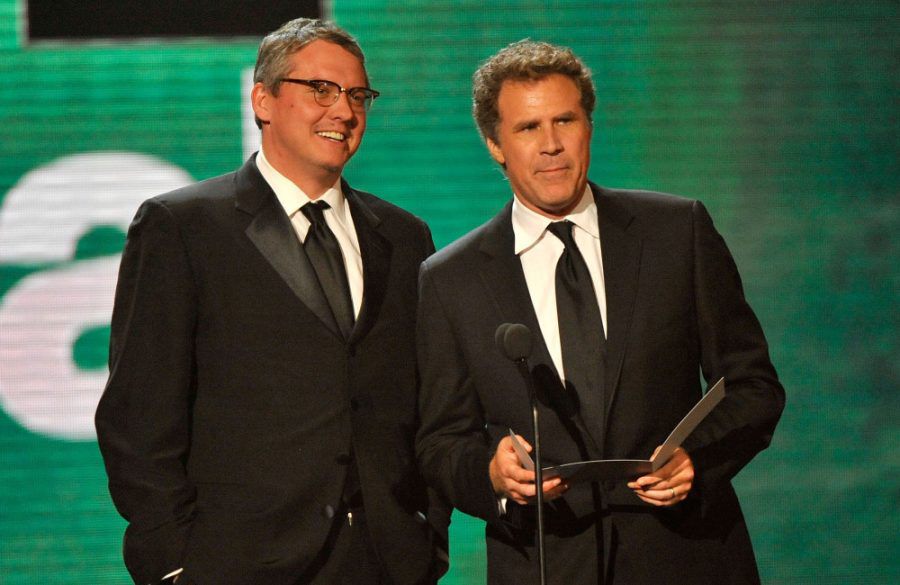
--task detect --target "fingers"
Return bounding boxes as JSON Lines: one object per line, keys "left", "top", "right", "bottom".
{"left": 511, "top": 476, "right": 569, "bottom": 504}
{"left": 490, "top": 436, "right": 533, "bottom": 503}
{"left": 516, "top": 435, "right": 533, "bottom": 453}
{"left": 626, "top": 447, "right": 695, "bottom": 507}
{"left": 632, "top": 483, "right": 689, "bottom": 507}
{"left": 541, "top": 477, "right": 569, "bottom": 501}
{"left": 489, "top": 436, "right": 569, "bottom": 504}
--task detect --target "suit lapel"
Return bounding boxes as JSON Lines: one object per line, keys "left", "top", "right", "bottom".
{"left": 476, "top": 202, "right": 551, "bottom": 365}
{"left": 344, "top": 182, "right": 392, "bottom": 345}
{"left": 594, "top": 184, "right": 642, "bottom": 418}
{"left": 234, "top": 158, "right": 342, "bottom": 340}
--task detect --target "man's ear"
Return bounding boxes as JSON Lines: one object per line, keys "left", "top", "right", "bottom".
{"left": 251, "top": 82, "right": 272, "bottom": 125}
{"left": 486, "top": 137, "right": 506, "bottom": 166}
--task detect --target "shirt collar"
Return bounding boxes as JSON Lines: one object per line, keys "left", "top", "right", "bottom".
{"left": 511, "top": 183, "right": 598, "bottom": 255}
{"left": 255, "top": 147, "right": 346, "bottom": 218}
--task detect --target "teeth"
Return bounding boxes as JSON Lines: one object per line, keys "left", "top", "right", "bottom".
{"left": 317, "top": 131, "right": 346, "bottom": 141}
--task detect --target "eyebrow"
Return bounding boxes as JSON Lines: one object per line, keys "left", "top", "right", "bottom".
{"left": 512, "top": 119, "right": 539, "bottom": 132}
{"left": 510, "top": 110, "right": 579, "bottom": 132}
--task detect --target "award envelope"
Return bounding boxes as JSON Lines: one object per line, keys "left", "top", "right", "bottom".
{"left": 510, "top": 377, "right": 726, "bottom": 483}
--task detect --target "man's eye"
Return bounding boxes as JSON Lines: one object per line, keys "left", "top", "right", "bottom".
{"left": 313, "top": 84, "right": 332, "bottom": 95}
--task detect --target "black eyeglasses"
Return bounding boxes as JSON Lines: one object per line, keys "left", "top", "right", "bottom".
{"left": 279, "top": 78, "right": 380, "bottom": 112}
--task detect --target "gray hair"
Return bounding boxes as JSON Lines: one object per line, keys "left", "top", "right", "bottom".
{"left": 473, "top": 40, "right": 595, "bottom": 144}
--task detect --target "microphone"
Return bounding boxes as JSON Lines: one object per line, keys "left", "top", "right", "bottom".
{"left": 494, "top": 323, "right": 546, "bottom": 585}
{"left": 495, "top": 322, "right": 532, "bottom": 361}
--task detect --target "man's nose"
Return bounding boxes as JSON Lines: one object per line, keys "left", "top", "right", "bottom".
{"left": 540, "top": 127, "right": 564, "bottom": 155}
{"left": 328, "top": 90, "right": 356, "bottom": 120}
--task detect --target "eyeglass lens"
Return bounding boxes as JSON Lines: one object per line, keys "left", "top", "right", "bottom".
{"left": 311, "top": 81, "right": 374, "bottom": 111}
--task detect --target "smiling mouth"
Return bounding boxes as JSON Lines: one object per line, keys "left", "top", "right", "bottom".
{"left": 317, "top": 131, "right": 347, "bottom": 142}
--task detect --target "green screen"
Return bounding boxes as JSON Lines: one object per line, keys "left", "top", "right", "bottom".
{"left": 0, "top": 1, "right": 896, "bottom": 583}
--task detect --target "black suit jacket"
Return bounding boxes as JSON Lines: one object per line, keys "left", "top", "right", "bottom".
{"left": 415, "top": 184, "right": 784, "bottom": 584}
{"left": 96, "top": 156, "right": 448, "bottom": 585}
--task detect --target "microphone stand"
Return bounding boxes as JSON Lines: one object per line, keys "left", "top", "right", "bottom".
{"left": 513, "top": 357, "right": 547, "bottom": 585}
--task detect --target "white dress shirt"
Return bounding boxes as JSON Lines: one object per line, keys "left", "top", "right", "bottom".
{"left": 497, "top": 185, "right": 608, "bottom": 515}
{"left": 256, "top": 148, "right": 364, "bottom": 318}
{"left": 512, "top": 185, "right": 608, "bottom": 384}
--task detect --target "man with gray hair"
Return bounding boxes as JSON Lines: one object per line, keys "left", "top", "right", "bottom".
{"left": 416, "top": 40, "right": 784, "bottom": 583}
{"left": 97, "top": 18, "right": 447, "bottom": 585}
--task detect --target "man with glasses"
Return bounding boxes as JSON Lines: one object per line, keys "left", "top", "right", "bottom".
{"left": 96, "top": 18, "right": 447, "bottom": 585}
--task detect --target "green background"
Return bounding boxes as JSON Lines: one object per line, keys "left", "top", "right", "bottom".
{"left": 0, "top": 1, "right": 897, "bottom": 583}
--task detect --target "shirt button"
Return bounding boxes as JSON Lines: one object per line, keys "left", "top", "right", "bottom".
{"left": 324, "top": 504, "right": 335, "bottom": 519}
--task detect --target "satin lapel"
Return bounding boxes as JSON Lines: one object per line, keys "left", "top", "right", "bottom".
{"left": 345, "top": 185, "right": 392, "bottom": 345}
{"left": 594, "top": 184, "right": 642, "bottom": 418}
{"left": 477, "top": 202, "right": 557, "bottom": 379}
{"left": 235, "top": 158, "right": 342, "bottom": 339}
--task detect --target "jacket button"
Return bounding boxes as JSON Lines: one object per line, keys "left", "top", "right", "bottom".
{"left": 336, "top": 453, "right": 352, "bottom": 464}
{"left": 350, "top": 398, "right": 359, "bottom": 411}
{"left": 324, "top": 504, "right": 335, "bottom": 519}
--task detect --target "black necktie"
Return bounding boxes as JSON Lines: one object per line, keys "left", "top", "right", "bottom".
{"left": 301, "top": 201, "right": 355, "bottom": 340}
{"left": 546, "top": 221, "right": 606, "bottom": 442}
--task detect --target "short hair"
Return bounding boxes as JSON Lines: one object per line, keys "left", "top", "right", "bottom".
{"left": 472, "top": 40, "right": 596, "bottom": 144}
{"left": 253, "top": 18, "right": 367, "bottom": 127}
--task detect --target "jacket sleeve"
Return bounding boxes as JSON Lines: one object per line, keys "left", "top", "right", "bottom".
{"left": 682, "top": 200, "right": 786, "bottom": 497}
{"left": 414, "top": 261, "right": 502, "bottom": 524}
{"left": 95, "top": 199, "right": 198, "bottom": 584}
{"left": 414, "top": 220, "right": 455, "bottom": 579}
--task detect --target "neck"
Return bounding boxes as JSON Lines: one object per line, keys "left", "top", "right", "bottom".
{"left": 519, "top": 191, "right": 587, "bottom": 220}
{"left": 261, "top": 144, "right": 340, "bottom": 199}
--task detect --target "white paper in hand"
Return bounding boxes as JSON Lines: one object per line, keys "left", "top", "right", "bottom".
{"left": 509, "top": 377, "right": 726, "bottom": 482}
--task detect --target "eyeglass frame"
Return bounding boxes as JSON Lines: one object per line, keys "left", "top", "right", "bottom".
{"left": 278, "top": 78, "right": 380, "bottom": 112}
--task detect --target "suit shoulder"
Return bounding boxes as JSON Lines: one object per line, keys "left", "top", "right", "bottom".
{"left": 596, "top": 184, "right": 696, "bottom": 214}
{"left": 352, "top": 187, "right": 428, "bottom": 229}
{"left": 124, "top": 171, "right": 240, "bottom": 237}
{"left": 147, "top": 171, "right": 238, "bottom": 212}
{"left": 423, "top": 215, "right": 497, "bottom": 274}
{"left": 593, "top": 184, "right": 710, "bottom": 236}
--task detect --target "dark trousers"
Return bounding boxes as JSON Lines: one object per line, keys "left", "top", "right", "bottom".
{"left": 300, "top": 505, "right": 391, "bottom": 585}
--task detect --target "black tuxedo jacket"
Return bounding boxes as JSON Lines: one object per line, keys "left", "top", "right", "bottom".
{"left": 96, "top": 156, "right": 448, "bottom": 585}
{"left": 416, "top": 184, "right": 784, "bottom": 584}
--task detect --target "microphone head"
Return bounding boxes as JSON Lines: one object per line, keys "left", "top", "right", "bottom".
{"left": 495, "top": 323, "right": 532, "bottom": 361}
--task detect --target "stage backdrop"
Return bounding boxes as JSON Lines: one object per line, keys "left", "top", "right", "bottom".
{"left": 0, "top": 1, "right": 896, "bottom": 583}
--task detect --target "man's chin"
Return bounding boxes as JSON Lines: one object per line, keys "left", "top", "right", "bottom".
{"left": 321, "top": 149, "right": 359, "bottom": 172}
{"left": 540, "top": 194, "right": 584, "bottom": 218}
{"left": 317, "top": 159, "right": 347, "bottom": 176}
